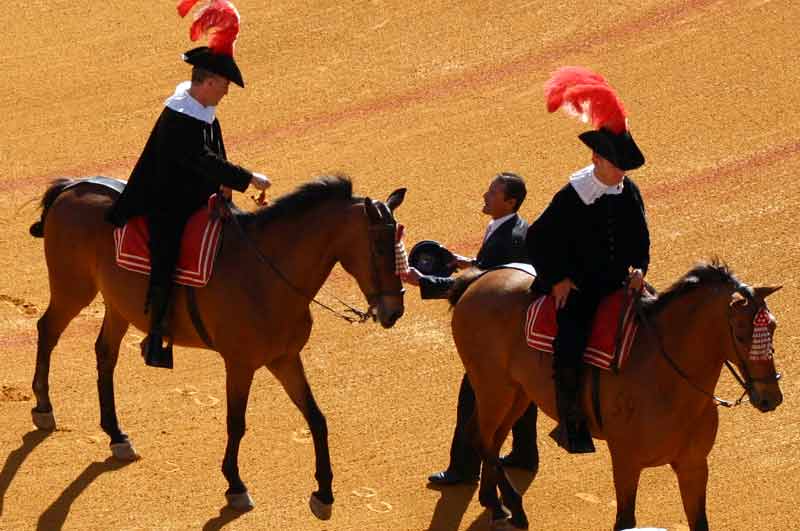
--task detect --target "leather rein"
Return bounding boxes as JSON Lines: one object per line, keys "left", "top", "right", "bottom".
{"left": 227, "top": 198, "right": 402, "bottom": 324}
{"left": 634, "top": 283, "right": 779, "bottom": 408}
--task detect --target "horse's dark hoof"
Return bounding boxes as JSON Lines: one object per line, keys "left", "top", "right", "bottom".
{"left": 225, "top": 491, "right": 255, "bottom": 511}
{"left": 110, "top": 440, "right": 140, "bottom": 461}
{"left": 309, "top": 493, "right": 332, "bottom": 520}
{"left": 31, "top": 408, "right": 56, "bottom": 431}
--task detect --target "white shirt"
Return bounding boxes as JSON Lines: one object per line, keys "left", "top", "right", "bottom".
{"left": 164, "top": 81, "right": 216, "bottom": 124}
{"left": 569, "top": 164, "right": 624, "bottom": 205}
{"left": 484, "top": 212, "right": 516, "bottom": 243}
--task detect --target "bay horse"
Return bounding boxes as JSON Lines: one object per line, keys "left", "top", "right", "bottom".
{"left": 28, "top": 175, "right": 405, "bottom": 518}
{"left": 448, "top": 262, "right": 782, "bottom": 530}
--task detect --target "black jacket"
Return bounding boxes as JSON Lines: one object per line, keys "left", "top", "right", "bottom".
{"left": 107, "top": 107, "right": 253, "bottom": 228}
{"left": 419, "top": 214, "right": 530, "bottom": 299}
{"left": 525, "top": 176, "right": 649, "bottom": 295}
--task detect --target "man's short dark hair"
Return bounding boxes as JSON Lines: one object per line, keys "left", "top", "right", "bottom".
{"left": 495, "top": 172, "right": 526, "bottom": 212}
{"left": 191, "top": 66, "right": 215, "bottom": 84}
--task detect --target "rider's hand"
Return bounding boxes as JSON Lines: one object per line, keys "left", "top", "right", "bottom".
{"left": 628, "top": 268, "right": 644, "bottom": 293}
{"left": 551, "top": 278, "right": 577, "bottom": 310}
{"left": 450, "top": 254, "right": 475, "bottom": 270}
{"left": 251, "top": 173, "right": 272, "bottom": 191}
{"left": 398, "top": 267, "right": 422, "bottom": 286}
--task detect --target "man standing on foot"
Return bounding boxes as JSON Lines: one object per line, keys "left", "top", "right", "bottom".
{"left": 401, "top": 172, "right": 540, "bottom": 484}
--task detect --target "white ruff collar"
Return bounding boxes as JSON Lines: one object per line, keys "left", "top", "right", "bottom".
{"left": 569, "top": 164, "right": 624, "bottom": 205}
{"left": 164, "top": 81, "right": 216, "bottom": 124}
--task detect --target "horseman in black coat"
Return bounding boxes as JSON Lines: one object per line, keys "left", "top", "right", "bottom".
{"left": 401, "top": 173, "right": 540, "bottom": 485}
{"left": 526, "top": 67, "right": 650, "bottom": 453}
{"left": 107, "top": 0, "right": 270, "bottom": 369}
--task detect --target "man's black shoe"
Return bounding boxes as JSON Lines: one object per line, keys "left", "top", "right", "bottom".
{"left": 499, "top": 452, "right": 538, "bottom": 472}
{"left": 427, "top": 469, "right": 479, "bottom": 486}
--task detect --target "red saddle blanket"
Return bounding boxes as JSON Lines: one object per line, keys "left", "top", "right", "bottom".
{"left": 524, "top": 289, "right": 638, "bottom": 371}
{"left": 113, "top": 196, "right": 223, "bottom": 287}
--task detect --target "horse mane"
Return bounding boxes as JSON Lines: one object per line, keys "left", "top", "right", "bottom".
{"left": 237, "top": 175, "right": 355, "bottom": 229}
{"left": 642, "top": 259, "right": 741, "bottom": 316}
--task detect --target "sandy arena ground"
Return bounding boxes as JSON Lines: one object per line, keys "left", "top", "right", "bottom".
{"left": 2, "top": 1, "right": 799, "bottom": 530}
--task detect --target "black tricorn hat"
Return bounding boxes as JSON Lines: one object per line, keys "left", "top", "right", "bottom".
{"left": 183, "top": 46, "right": 244, "bottom": 88}
{"left": 545, "top": 66, "right": 646, "bottom": 172}
{"left": 578, "top": 127, "right": 644, "bottom": 171}
{"left": 408, "top": 240, "right": 457, "bottom": 277}
{"left": 178, "top": 1, "right": 244, "bottom": 87}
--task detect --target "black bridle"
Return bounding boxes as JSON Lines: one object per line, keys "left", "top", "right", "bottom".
{"left": 635, "top": 282, "right": 779, "bottom": 408}
{"left": 228, "top": 197, "right": 403, "bottom": 324}
{"left": 366, "top": 220, "right": 406, "bottom": 308}
{"left": 722, "top": 285, "right": 781, "bottom": 393}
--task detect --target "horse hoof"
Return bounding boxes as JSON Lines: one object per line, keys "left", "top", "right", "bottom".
{"left": 225, "top": 491, "right": 255, "bottom": 512}
{"left": 110, "top": 440, "right": 140, "bottom": 461}
{"left": 31, "top": 409, "right": 56, "bottom": 431}
{"left": 309, "top": 493, "right": 333, "bottom": 520}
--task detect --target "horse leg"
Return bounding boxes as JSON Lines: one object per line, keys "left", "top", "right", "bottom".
{"left": 94, "top": 306, "right": 137, "bottom": 461}
{"left": 672, "top": 458, "right": 709, "bottom": 531}
{"left": 474, "top": 388, "right": 520, "bottom": 528}
{"left": 221, "top": 361, "right": 256, "bottom": 511}
{"left": 267, "top": 355, "right": 333, "bottom": 521}
{"left": 493, "top": 390, "right": 531, "bottom": 530}
{"left": 32, "top": 285, "right": 96, "bottom": 430}
{"left": 610, "top": 457, "right": 642, "bottom": 531}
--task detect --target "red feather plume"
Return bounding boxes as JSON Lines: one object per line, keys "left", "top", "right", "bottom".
{"left": 177, "top": 0, "right": 240, "bottom": 57}
{"left": 544, "top": 66, "right": 627, "bottom": 134}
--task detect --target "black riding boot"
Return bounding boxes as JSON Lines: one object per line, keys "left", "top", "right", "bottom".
{"left": 142, "top": 285, "right": 173, "bottom": 369}
{"left": 550, "top": 367, "right": 595, "bottom": 454}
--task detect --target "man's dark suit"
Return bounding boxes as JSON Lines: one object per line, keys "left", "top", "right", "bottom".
{"left": 419, "top": 214, "right": 538, "bottom": 477}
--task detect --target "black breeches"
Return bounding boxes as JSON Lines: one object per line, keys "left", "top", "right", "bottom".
{"left": 146, "top": 217, "right": 187, "bottom": 304}
{"left": 552, "top": 289, "right": 607, "bottom": 370}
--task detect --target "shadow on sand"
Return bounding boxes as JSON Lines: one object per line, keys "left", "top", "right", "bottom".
{"left": 36, "top": 456, "right": 134, "bottom": 531}
{"left": 202, "top": 505, "right": 251, "bottom": 531}
{"left": 0, "top": 429, "right": 52, "bottom": 516}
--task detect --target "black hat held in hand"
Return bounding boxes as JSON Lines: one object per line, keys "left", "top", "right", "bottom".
{"left": 408, "top": 240, "right": 457, "bottom": 278}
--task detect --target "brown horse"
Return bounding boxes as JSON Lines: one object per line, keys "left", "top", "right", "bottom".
{"left": 448, "top": 262, "right": 782, "bottom": 530}
{"left": 28, "top": 175, "right": 405, "bottom": 518}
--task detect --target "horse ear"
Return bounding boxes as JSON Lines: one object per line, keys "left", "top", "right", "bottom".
{"left": 386, "top": 188, "right": 406, "bottom": 212}
{"left": 729, "top": 292, "right": 748, "bottom": 307}
{"left": 755, "top": 286, "right": 782, "bottom": 299}
{"left": 364, "top": 197, "right": 382, "bottom": 223}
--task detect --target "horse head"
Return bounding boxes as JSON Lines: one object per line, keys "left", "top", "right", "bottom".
{"left": 340, "top": 188, "right": 406, "bottom": 328}
{"left": 728, "top": 285, "right": 783, "bottom": 412}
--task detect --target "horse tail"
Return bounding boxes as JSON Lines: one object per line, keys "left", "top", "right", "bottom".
{"left": 448, "top": 268, "right": 485, "bottom": 307}
{"left": 29, "top": 178, "right": 75, "bottom": 238}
